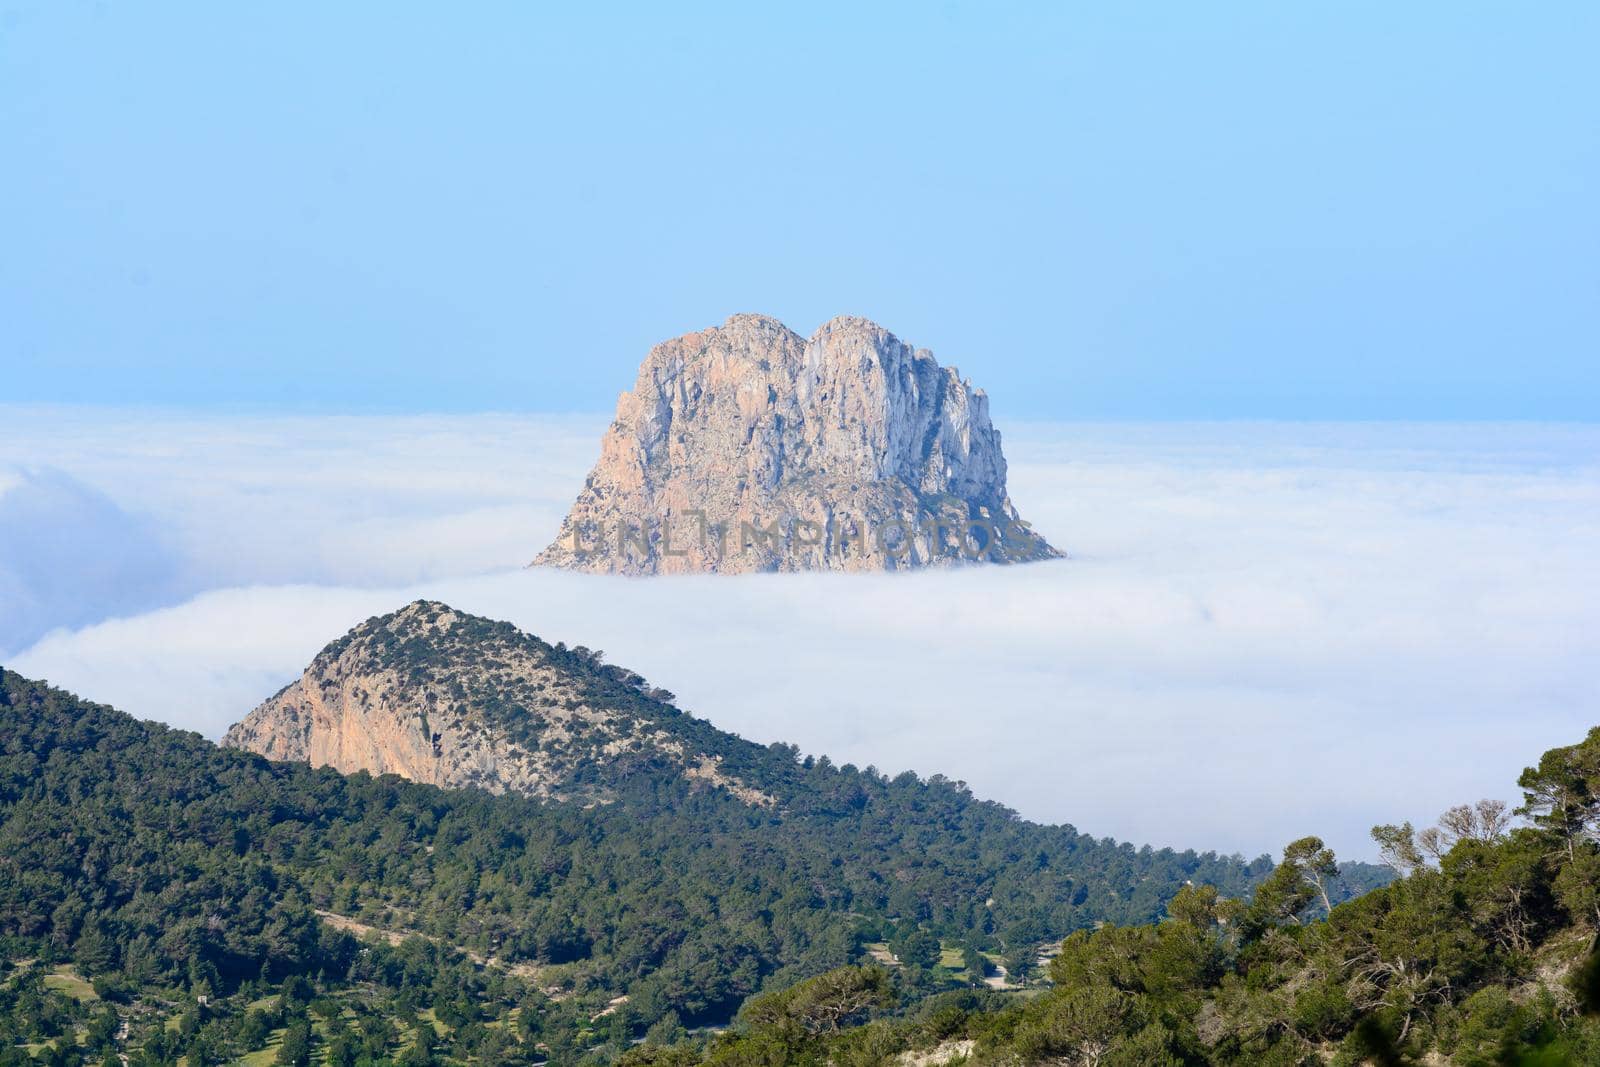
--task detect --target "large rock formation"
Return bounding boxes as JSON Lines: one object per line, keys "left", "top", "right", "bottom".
{"left": 534, "top": 314, "right": 1060, "bottom": 573}
{"left": 223, "top": 600, "right": 772, "bottom": 805}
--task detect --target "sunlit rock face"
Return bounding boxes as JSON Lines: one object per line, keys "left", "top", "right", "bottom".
{"left": 534, "top": 314, "right": 1061, "bottom": 574}
{"left": 223, "top": 600, "right": 773, "bottom": 806}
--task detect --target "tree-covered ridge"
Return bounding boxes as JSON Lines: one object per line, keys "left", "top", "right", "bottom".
{"left": 646, "top": 727, "right": 1600, "bottom": 1066}
{"left": 0, "top": 668, "right": 1382, "bottom": 1064}
{"left": 223, "top": 600, "right": 1388, "bottom": 929}
{"left": 226, "top": 600, "right": 783, "bottom": 804}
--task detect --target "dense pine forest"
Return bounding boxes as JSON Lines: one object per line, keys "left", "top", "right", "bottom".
{"left": 640, "top": 727, "right": 1600, "bottom": 1065}
{"left": 1, "top": 665, "right": 1593, "bottom": 1063}
{"left": 0, "top": 667, "right": 1380, "bottom": 1065}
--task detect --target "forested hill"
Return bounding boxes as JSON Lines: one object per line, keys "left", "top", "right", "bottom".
{"left": 1, "top": 667, "right": 1382, "bottom": 1062}
{"left": 649, "top": 724, "right": 1600, "bottom": 1066}
{"left": 218, "top": 599, "right": 1391, "bottom": 928}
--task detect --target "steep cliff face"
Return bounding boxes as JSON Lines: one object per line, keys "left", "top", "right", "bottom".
{"left": 533, "top": 314, "right": 1061, "bottom": 574}
{"left": 222, "top": 600, "right": 772, "bottom": 805}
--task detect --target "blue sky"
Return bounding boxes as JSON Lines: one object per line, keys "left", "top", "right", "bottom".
{"left": 3, "top": 3, "right": 1596, "bottom": 418}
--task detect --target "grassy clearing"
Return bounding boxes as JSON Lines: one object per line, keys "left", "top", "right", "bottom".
{"left": 236, "top": 1025, "right": 287, "bottom": 1067}
{"left": 864, "top": 942, "right": 900, "bottom": 967}
{"left": 43, "top": 968, "right": 98, "bottom": 1002}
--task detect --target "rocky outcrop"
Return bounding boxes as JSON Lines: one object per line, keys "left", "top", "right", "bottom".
{"left": 533, "top": 314, "right": 1061, "bottom": 574}
{"left": 222, "top": 600, "right": 772, "bottom": 805}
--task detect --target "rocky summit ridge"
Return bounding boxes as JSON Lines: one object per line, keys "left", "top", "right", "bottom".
{"left": 533, "top": 314, "right": 1061, "bottom": 573}
{"left": 222, "top": 600, "right": 773, "bottom": 805}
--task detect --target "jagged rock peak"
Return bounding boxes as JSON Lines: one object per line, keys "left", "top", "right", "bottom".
{"left": 222, "top": 600, "right": 773, "bottom": 806}
{"left": 534, "top": 314, "right": 1061, "bottom": 574}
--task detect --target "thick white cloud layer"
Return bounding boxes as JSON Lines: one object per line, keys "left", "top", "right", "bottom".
{"left": 3, "top": 410, "right": 1597, "bottom": 860}
{"left": 0, "top": 466, "right": 192, "bottom": 653}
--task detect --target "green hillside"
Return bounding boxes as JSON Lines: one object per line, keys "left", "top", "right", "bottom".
{"left": 0, "top": 660, "right": 1387, "bottom": 1065}
{"left": 641, "top": 726, "right": 1600, "bottom": 1065}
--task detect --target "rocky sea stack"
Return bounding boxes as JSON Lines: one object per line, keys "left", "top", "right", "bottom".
{"left": 534, "top": 314, "right": 1061, "bottom": 574}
